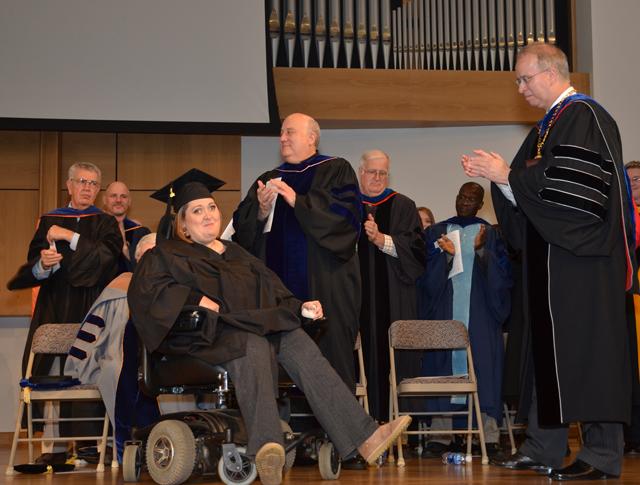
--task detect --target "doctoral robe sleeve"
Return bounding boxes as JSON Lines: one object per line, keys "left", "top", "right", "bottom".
{"left": 389, "top": 195, "right": 426, "bottom": 284}
{"left": 128, "top": 247, "right": 193, "bottom": 352}
{"left": 508, "top": 102, "right": 626, "bottom": 257}
{"left": 490, "top": 130, "right": 536, "bottom": 253}
{"left": 474, "top": 227, "right": 512, "bottom": 325}
{"left": 61, "top": 216, "right": 123, "bottom": 287}
{"left": 293, "top": 159, "right": 362, "bottom": 261}
{"left": 7, "top": 217, "right": 51, "bottom": 290}
{"left": 417, "top": 224, "right": 453, "bottom": 319}
{"left": 232, "top": 173, "right": 273, "bottom": 257}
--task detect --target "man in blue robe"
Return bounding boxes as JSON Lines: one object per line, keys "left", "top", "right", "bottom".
{"left": 417, "top": 182, "right": 512, "bottom": 457}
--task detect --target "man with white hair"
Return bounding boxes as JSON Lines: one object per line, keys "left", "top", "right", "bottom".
{"left": 356, "top": 149, "right": 425, "bottom": 424}
{"left": 8, "top": 162, "right": 122, "bottom": 465}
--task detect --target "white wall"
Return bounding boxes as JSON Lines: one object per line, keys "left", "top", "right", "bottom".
{"left": 580, "top": 0, "right": 640, "bottom": 162}
{"left": 0, "top": 318, "right": 30, "bottom": 431}
{"left": 243, "top": 125, "right": 531, "bottom": 223}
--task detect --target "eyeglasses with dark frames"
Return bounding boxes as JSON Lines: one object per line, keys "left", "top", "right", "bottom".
{"left": 515, "top": 69, "right": 549, "bottom": 87}
{"left": 71, "top": 178, "right": 100, "bottom": 188}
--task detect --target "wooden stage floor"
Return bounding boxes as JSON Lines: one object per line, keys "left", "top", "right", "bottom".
{"left": 2, "top": 442, "right": 640, "bottom": 484}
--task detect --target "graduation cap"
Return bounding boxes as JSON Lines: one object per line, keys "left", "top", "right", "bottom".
{"left": 150, "top": 168, "right": 226, "bottom": 240}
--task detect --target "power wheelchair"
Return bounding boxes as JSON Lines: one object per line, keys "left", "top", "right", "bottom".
{"left": 122, "top": 312, "right": 341, "bottom": 485}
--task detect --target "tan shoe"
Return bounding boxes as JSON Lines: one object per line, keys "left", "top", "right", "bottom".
{"left": 358, "top": 415, "right": 412, "bottom": 465}
{"left": 255, "top": 442, "right": 285, "bottom": 485}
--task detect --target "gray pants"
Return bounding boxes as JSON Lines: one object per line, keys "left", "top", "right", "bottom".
{"left": 224, "top": 328, "right": 378, "bottom": 457}
{"left": 519, "top": 388, "right": 624, "bottom": 476}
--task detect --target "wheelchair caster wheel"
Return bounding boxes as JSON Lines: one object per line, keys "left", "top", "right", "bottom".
{"left": 218, "top": 446, "right": 257, "bottom": 485}
{"left": 122, "top": 443, "right": 143, "bottom": 482}
{"left": 318, "top": 441, "right": 341, "bottom": 480}
{"left": 280, "top": 420, "right": 296, "bottom": 474}
{"left": 146, "top": 420, "right": 196, "bottom": 485}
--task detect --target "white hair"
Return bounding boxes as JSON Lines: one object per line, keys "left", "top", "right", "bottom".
{"left": 135, "top": 232, "right": 157, "bottom": 262}
{"left": 359, "top": 149, "right": 390, "bottom": 168}
{"left": 68, "top": 162, "right": 102, "bottom": 181}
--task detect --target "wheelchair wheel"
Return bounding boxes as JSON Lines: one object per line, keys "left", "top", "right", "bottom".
{"left": 280, "top": 420, "right": 296, "bottom": 473}
{"left": 318, "top": 441, "right": 341, "bottom": 480}
{"left": 145, "top": 420, "right": 196, "bottom": 485}
{"left": 122, "top": 443, "right": 142, "bottom": 482}
{"left": 217, "top": 446, "right": 257, "bottom": 485}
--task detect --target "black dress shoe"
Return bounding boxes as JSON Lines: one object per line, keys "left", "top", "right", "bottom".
{"left": 34, "top": 452, "right": 68, "bottom": 465}
{"left": 490, "top": 451, "right": 552, "bottom": 474}
{"left": 624, "top": 441, "right": 640, "bottom": 454}
{"left": 485, "top": 443, "right": 505, "bottom": 459}
{"left": 421, "top": 441, "right": 451, "bottom": 458}
{"left": 341, "top": 454, "right": 368, "bottom": 470}
{"left": 549, "top": 459, "right": 615, "bottom": 481}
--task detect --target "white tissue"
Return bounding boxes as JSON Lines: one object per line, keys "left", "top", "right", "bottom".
{"left": 301, "top": 306, "right": 316, "bottom": 319}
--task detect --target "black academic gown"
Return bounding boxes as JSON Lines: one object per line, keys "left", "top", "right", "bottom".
{"left": 492, "top": 96, "right": 636, "bottom": 425}
{"left": 417, "top": 218, "right": 512, "bottom": 422}
{"left": 128, "top": 239, "right": 303, "bottom": 365}
{"left": 8, "top": 208, "right": 122, "bottom": 375}
{"left": 359, "top": 190, "right": 426, "bottom": 421}
{"left": 233, "top": 154, "right": 362, "bottom": 390}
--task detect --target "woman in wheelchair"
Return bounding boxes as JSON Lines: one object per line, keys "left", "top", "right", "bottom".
{"left": 128, "top": 170, "right": 411, "bottom": 485}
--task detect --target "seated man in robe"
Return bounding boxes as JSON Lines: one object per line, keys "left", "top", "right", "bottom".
{"left": 417, "top": 182, "right": 512, "bottom": 457}
{"left": 64, "top": 233, "right": 160, "bottom": 462}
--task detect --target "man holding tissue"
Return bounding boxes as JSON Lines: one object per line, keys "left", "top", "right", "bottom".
{"left": 232, "top": 113, "right": 362, "bottom": 391}
{"left": 7, "top": 162, "right": 122, "bottom": 464}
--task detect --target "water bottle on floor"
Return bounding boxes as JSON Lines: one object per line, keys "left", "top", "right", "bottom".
{"left": 442, "top": 452, "right": 467, "bottom": 464}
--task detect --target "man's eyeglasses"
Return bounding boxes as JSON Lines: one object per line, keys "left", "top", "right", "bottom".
{"left": 363, "top": 169, "right": 389, "bottom": 178}
{"left": 515, "top": 69, "right": 549, "bottom": 87}
{"left": 71, "top": 178, "right": 100, "bottom": 188}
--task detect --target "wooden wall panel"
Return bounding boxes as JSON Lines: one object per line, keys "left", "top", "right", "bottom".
{"left": 117, "top": 134, "right": 241, "bottom": 191}
{"left": 0, "top": 132, "right": 41, "bottom": 189}
{"left": 0, "top": 191, "right": 40, "bottom": 315}
{"left": 59, "top": 132, "right": 117, "bottom": 190}
{"left": 39, "top": 133, "right": 61, "bottom": 214}
{"left": 274, "top": 68, "right": 591, "bottom": 128}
